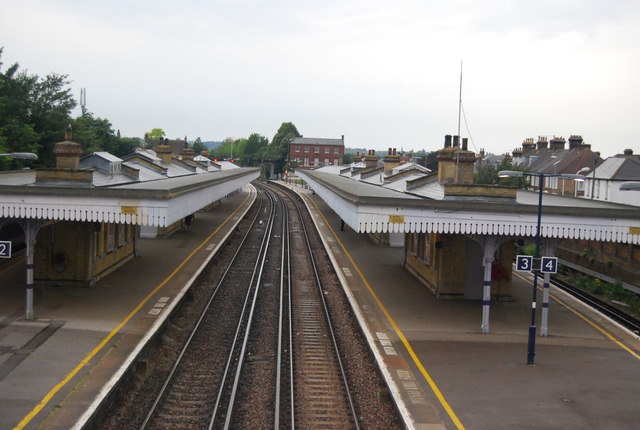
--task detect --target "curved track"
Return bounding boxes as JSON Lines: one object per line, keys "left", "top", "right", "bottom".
{"left": 136, "top": 183, "right": 361, "bottom": 429}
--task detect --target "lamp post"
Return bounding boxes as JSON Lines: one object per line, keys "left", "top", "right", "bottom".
{"left": 498, "top": 170, "right": 585, "bottom": 364}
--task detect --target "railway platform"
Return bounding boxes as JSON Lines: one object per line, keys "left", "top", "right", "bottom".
{"left": 0, "top": 185, "right": 256, "bottom": 430}
{"left": 0, "top": 180, "right": 638, "bottom": 429}
{"left": 282, "top": 180, "right": 640, "bottom": 430}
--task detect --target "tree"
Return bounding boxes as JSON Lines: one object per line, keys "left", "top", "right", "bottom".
{"left": 495, "top": 158, "right": 526, "bottom": 188}
{"left": 266, "top": 122, "right": 300, "bottom": 173}
{"left": 244, "top": 133, "right": 269, "bottom": 166}
{"left": 342, "top": 153, "right": 355, "bottom": 164}
{"left": 474, "top": 163, "right": 498, "bottom": 185}
{"left": 0, "top": 50, "right": 38, "bottom": 170}
{"left": 211, "top": 137, "right": 247, "bottom": 164}
{"left": 192, "top": 137, "right": 206, "bottom": 155}
{"left": 146, "top": 128, "right": 165, "bottom": 141}
{"left": 474, "top": 156, "right": 526, "bottom": 187}
{"left": 71, "top": 112, "right": 140, "bottom": 157}
{"left": 0, "top": 48, "right": 76, "bottom": 168}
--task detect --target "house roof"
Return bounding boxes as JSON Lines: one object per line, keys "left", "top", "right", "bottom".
{"left": 594, "top": 154, "right": 640, "bottom": 181}
{"left": 291, "top": 137, "right": 344, "bottom": 146}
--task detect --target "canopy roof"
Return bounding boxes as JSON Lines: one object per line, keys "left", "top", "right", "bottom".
{"left": 298, "top": 169, "right": 640, "bottom": 244}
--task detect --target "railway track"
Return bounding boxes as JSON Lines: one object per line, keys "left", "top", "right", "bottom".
{"left": 97, "top": 182, "right": 400, "bottom": 429}
{"left": 551, "top": 276, "right": 640, "bottom": 334}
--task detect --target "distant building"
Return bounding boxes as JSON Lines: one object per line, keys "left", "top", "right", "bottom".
{"left": 582, "top": 149, "right": 640, "bottom": 205}
{"left": 289, "top": 136, "right": 345, "bottom": 168}
{"left": 511, "top": 135, "right": 602, "bottom": 197}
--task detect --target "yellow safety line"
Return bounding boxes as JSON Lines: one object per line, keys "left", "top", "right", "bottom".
{"left": 514, "top": 272, "right": 640, "bottom": 361}
{"left": 14, "top": 193, "right": 252, "bottom": 430}
{"left": 305, "top": 194, "right": 465, "bottom": 430}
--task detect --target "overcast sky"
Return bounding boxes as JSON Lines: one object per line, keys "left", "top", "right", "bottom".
{"left": 2, "top": 0, "right": 639, "bottom": 157}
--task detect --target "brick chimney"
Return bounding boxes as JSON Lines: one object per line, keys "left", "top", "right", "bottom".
{"left": 155, "top": 140, "right": 174, "bottom": 164}
{"left": 180, "top": 146, "right": 195, "bottom": 161}
{"left": 522, "top": 138, "right": 536, "bottom": 156}
{"left": 383, "top": 148, "right": 401, "bottom": 173}
{"left": 364, "top": 150, "right": 378, "bottom": 169}
{"left": 550, "top": 136, "right": 566, "bottom": 151}
{"left": 568, "top": 135, "right": 583, "bottom": 149}
{"left": 512, "top": 147, "right": 523, "bottom": 158}
{"left": 437, "top": 135, "right": 476, "bottom": 184}
{"left": 53, "top": 124, "right": 83, "bottom": 169}
{"left": 536, "top": 136, "right": 548, "bottom": 150}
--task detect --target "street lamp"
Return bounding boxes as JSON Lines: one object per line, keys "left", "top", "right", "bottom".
{"left": 620, "top": 182, "right": 640, "bottom": 191}
{"left": 498, "top": 170, "right": 586, "bottom": 364}
{"left": 0, "top": 152, "right": 38, "bottom": 160}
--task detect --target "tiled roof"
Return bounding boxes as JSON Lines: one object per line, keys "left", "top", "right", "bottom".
{"left": 291, "top": 137, "right": 344, "bottom": 146}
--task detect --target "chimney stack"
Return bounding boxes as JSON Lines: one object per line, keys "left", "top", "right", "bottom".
{"left": 155, "top": 143, "right": 174, "bottom": 164}
{"left": 364, "top": 150, "right": 378, "bottom": 169}
{"left": 54, "top": 125, "right": 83, "bottom": 169}
{"left": 436, "top": 134, "right": 476, "bottom": 184}
{"left": 536, "top": 136, "right": 548, "bottom": 150}
{"left": 180, "top": 146, "right": 195, "bottom": 161}
{"left": 568, "top": 135, "right": 583, "bottom": 149}
{"left": 550, "top": 136, "right": 566, "bottom": 151}
{"left": 383, "top": 148, "right": 401, "bottom": 173}
{"left": 522, "top": 138, "right": 536, "bottom": 156}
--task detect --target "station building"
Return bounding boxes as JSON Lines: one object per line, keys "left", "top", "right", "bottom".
{"left": 289, "top": 136, "right": 345, "bottom": 168}
{"left": 0, "top": 129, "right": 258, "bottom": 318}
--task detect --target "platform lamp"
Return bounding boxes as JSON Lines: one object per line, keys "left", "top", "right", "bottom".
{"left": 620, "top": 182, "right": 640, "bottom": 191}
{"left": 498, "top": 170, "right": 586, "bottom": 364}
{"left": 0, "top": 152, "right": 38, "bottom": 160}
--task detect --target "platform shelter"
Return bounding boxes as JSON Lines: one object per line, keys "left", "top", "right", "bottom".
{"left": 296, "top": 138, "right": 639, "bottom": 333}
{"left": 0, "top": 132, "right": 259, "bottom": 319}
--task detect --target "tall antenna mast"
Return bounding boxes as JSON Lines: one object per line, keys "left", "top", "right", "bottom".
{"left": 80, "top": 88, "right": 87, "bottom": 115}
{"left": 457, "top": 61, "right": 463, "bottom": 138}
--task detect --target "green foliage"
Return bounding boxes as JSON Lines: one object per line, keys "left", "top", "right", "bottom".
{"left": 266, "top": 122, "right": 300, "bottom": 173}
{"left": 523, "top": 243, "right": 537, "bottom": 256}
{"left": 475, "top": 157, "right": 527, "bottom": 186}
{"left": 146, "top": 128, "right": 165, "bottom": 141}
{"left": 564, "top": 273, "right": 640, "bottom": 317}
{"left": 72, "top": 112, "right": 140, "bottom": 157}
{"left": 342, "top": 153, "right": 355, "bottom": 164}
{"left": 192, "top": 137, "right": 207, "bottom": 155}
{"left": 0, "top": 48, "right": 76, "bottom": 168}
{"left": 474, "top": 164, "right": 498, "bottom": 184}
{"left": 495, "top": 158, "right": 527, "bottom": 188}
{"left": 1, "top": 49, "right": 143, "bottom": 168}
{"left": 244, "top": 133, "right": 269, "bottom": 166}
{"left": 211, "top": 137, "right": 247, "bottom": 164}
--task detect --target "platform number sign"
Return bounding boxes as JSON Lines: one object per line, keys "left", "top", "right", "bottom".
{"left": 515, "top": 255, "right": 533, "bottom": 272}
{"left": 540, "top": 257, "right": 558, "bottom": 274}
{"left": 0, "top": 241, "right": 11, "bottom": 258}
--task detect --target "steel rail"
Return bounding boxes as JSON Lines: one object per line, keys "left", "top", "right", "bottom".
{"left": 139, "top": 189, "right": 267, "bottom": 429}
{"left": 273, "top": 182, "right": 360, "bottom": 430}
{"left": 274, "top": 185, "right": 292, "bottom": 429}
{"left": 212, "top": 186, "right": 279, "bottom": 429}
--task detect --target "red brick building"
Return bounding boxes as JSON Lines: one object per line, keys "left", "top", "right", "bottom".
{"left": 289, "top": 136, "right": 345, "bottom": 168}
